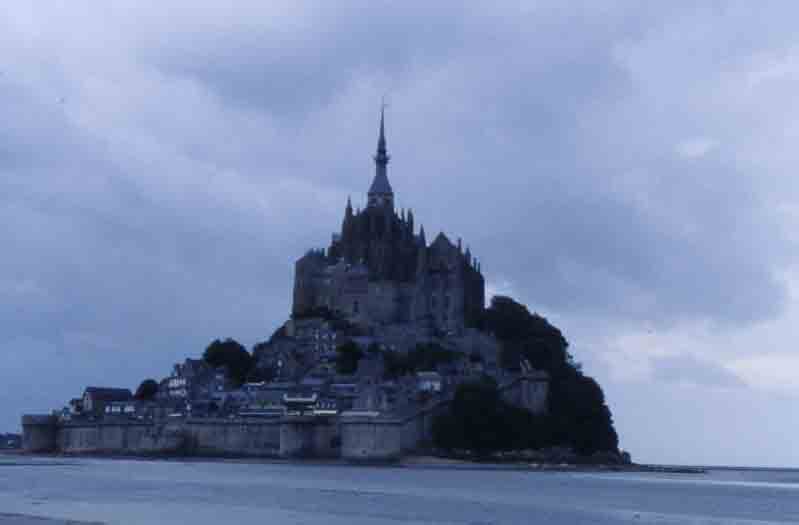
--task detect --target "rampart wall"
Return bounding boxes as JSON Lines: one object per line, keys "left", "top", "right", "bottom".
{"left": 22, "top": 375, "right": 549, "bottom": 460}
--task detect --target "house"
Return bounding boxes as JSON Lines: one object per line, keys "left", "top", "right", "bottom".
{"left": 68, "top": 398, "right": 83, "bottom": 415}
{"left": 104, "top": 400, "right": 137, "bottom": 418}
{"left": 416, "top": 371, "right": 443, "bottom": 393}
{"left": 167, "top": 359, "right": 230, "bottom": 400}
{"left": 283, "top": 392, "right": 318, "bottom": 416}
{"left": 82, "top": 387, "right": 133, "bottom": 416}
{"left": 284, "top": 318, "right": 340, "bottom": 355}
{"left": 0, "top": 434, "right": 21, "bottom": 449}
{"left": 313, "top": 397, "right": 339, "bottom": 416}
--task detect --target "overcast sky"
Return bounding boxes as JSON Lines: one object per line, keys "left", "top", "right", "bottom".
{"left": 2, "top": 2, "right": 798, "bottom": 467}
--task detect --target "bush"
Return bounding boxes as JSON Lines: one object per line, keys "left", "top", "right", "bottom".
{"left": 383, "top": 343, "right": 461, "bottom": 379}
{"left": 203, "top": 338, "right": 253, "bottom": 386}
{"left": 134, "top": 379, "right": 159, "bottom": 400}
{"left": 474, "top": 296, "right": 619, "bottom": 454}
{"left": 335, "top": 341, "right": 364, "bottom": 375}
{"left": 433, "top": 378, "right": 559, "bottom": 456}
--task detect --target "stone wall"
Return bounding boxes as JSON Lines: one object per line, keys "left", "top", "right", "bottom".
{"left": 340, "top": 418, "right": 403, "bottom": 460}
{"left": 57, "top": 421, "right": 185, "bottom": 454}
{"left": 279, "top": 418, "right": 338, "bottom": 458}
{"left": 21, "top": 415, "right": 58, "bottom": 453}
{"left": 339, "top": 373, "right": 550, "bottom": 460}
{"left": 25, "top": 417, "right": 334, "bottom": 458}
{"left": 22, "top": 374, "right": 548, "bottom": 460}
{"left": 499, "top": 374, "right": 549, "bottom": 415}
{"left": 187, "top": 419, "right": 282, "bottom": 456}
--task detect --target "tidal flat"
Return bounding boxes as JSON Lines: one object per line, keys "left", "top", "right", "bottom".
{"left": 1, "top": 455, "right": 797, "bottom": 524}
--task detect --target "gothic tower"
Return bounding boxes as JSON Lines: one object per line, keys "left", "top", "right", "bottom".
{"left": 368, "top": 107, "right": 393, "bottom": 210}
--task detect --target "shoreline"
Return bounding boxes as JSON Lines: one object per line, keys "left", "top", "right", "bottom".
{"left": 1, "top": 450, "right": 705, "bottom": 474}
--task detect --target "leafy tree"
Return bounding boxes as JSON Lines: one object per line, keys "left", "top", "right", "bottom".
{"left": 335, "top": 341, "right": 364, "bottom": 375}
{"left": 433, "top": 378, "right": 560, "bottom": 455}
{"left": 246, "top": 366, "right": 276, "bottom": 383}
{"left": 134, "top": 379, "right": 159, "bottom": 400}
{"left": 383, "top": 343, "right": 462, "bottom": 379}
{"left": 203, "top": 338, "right": 253, "bottom": 386}
{"left": 549, "top": 368, "right": 618, "bottom": 454}
{"left": 477, "top": 295, "right": 619, "bottom": 454}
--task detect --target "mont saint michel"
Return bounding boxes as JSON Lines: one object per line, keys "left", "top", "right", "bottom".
{"left": 21, "top": 111, "right": 619, "bottom": 462}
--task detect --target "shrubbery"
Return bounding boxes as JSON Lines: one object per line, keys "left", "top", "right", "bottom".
{"left": 383, "top": 343, "right": 460, "bottom": 379}
{"left": 203, "top": 338, "right": 253, "bottom": 386}
{"left": 134, "top": 378, "right": 159, "bottom": 400}
{"left": 433, "top": 377, "right": 553, "bottom": 456}
{"left": 434, "top": 296, "right": 619, "bottom": 456}
{"left": 335, "top": 341, "right": 364, "bottom": 374}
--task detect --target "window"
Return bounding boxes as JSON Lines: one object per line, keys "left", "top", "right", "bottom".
{"left": 444, "top": 295, "right": 451, "bottom": 309}
{"left": 353, "top": 300, "right": 359, "bottom": 314}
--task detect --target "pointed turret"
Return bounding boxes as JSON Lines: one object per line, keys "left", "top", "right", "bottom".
{"left": 418, "top": 224, "right": 426, "bottom": 247}
{"left": 368, "top": 106, "right": 394, "bottom": 209}
{"left": 341, "top": 196, "right": 354, "bottom": 242}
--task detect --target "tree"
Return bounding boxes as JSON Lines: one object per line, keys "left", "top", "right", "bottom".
{"left": 335, "top": 341, "right": 364, "bottom": 375}
{"left": 382, "top": 343, "right": 461, "bottom": 380}
{"left": 478, "top": 295, "right": 619, "bottom": 454}
{"left": 433, "top": 377, "right": 560, "bottom": 455}
{"left": 433, "top": 377, "right": 515, "bottom": 456}
{"left": 203, "top": 338, "right": 253, "bottom": 386}
{"left": 134, "top": 379, "right": 159, "bottom": 400}
{"left": 549, "top": 369, "right": 619, "bottom": 454}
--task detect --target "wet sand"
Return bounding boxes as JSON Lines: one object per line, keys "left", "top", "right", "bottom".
{"left": 0, "top": 514, "right": 102, "bottom": 524}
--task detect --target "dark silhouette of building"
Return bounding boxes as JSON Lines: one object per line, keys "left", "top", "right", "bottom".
{"left": 293, "top": 109, "right": 484, "bottom": 335}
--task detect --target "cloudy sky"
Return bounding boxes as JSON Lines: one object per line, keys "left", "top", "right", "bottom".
{"left": 2, "top": 2, "right": 798, "bottom": 467}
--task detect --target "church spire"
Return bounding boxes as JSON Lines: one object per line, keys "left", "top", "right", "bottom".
{"left": 377, "top": 105, "right": 388, "bottom": 160}
{"left": 368, "top": 105, "right": 393, "bottom": 208}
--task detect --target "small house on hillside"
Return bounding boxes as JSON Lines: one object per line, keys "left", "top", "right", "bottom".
{"left": 82, "top": 387, "right": 133, "bottom": 416}
{"left": 416, "top": 371, "right": 442, "bottom": 393}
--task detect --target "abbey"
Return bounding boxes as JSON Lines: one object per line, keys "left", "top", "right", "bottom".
{"left": 292, "top": 110, "right": 485, "bottom": 335}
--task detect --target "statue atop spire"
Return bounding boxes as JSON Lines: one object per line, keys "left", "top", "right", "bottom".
{"left": 368, "top": 104, "right": 393, "bottom": 208}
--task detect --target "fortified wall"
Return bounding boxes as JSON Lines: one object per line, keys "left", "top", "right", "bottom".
{"left": 22, "top": 417, "right": 337, "bottom": 459}
{"left": 23, "top": 374, "right": 547, "bottom": 460}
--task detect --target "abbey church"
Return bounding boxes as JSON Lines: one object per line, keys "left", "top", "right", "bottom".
{"left": 292, "top": 110, "right": 485, "bottom": 336}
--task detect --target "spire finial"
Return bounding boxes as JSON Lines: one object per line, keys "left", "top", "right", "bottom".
{"left": 369, "top": 102, "right": 393, "bottom": 207}
{"left": 345, "top": 195, "right": 353, "bottom": 218}
{"left": 376, "top": 101, "right": 389, "bottom": 160}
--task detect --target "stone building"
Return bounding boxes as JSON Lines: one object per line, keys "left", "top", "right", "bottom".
{"left": 81, "top": 387, "right": 133, "bottom": 417}
{"left": 292, "top": 110, "right": 485, "bottom": 336}
{"left": 165, "top": 359, "right": 229, "bottom": 401}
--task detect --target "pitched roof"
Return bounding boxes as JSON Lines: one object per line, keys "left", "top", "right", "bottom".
{"left": 368, "top": 171, "right": 393, "bottom": 195}
{"left": 84, "top": 387, "right": 133, "bottom": 402}
{"left": 430, "top": 232, "right": 453, "bottom": 251}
